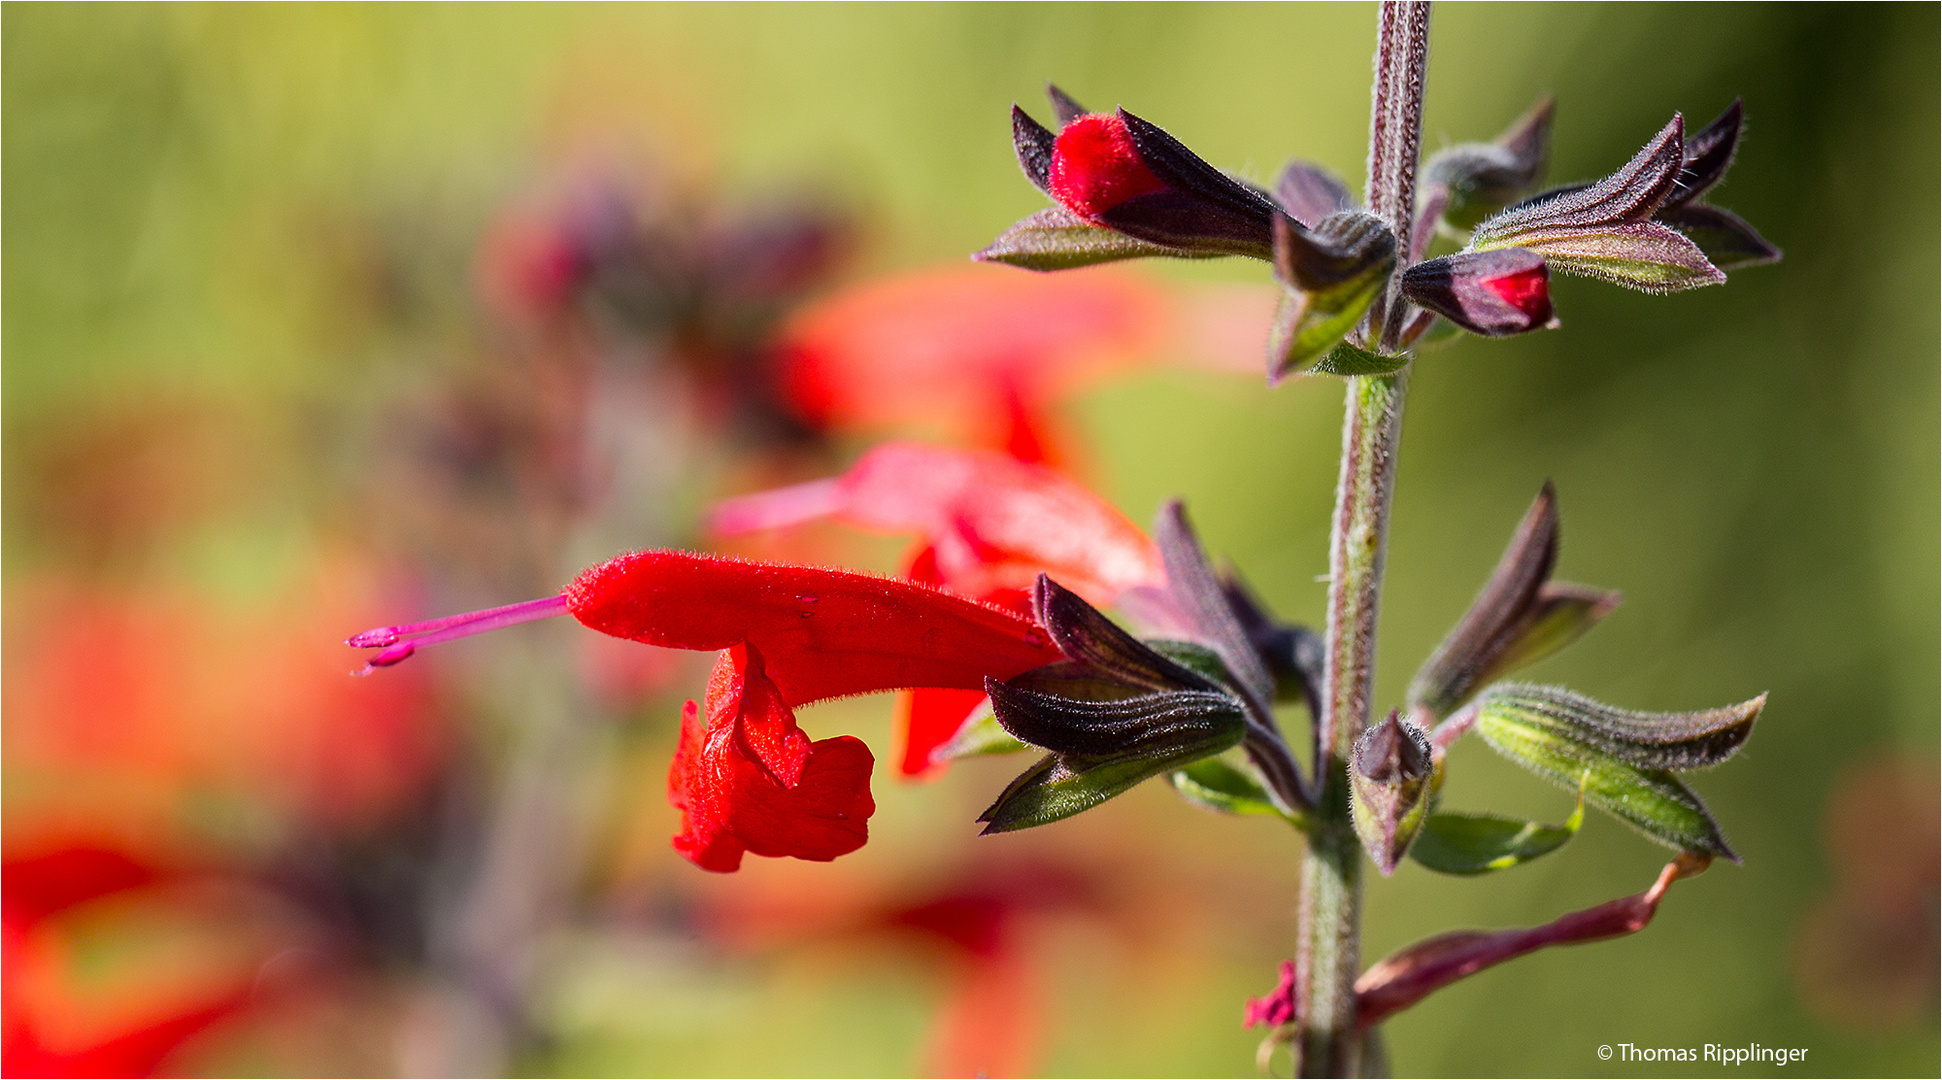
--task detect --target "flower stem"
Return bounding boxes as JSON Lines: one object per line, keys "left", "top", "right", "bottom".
{"left": 1295, "top": 3, "right": 1430, "bottom": 1076}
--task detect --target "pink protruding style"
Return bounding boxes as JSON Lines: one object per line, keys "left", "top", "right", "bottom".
{"left": 347, "top": 594, "right": 570, "bottom": 674}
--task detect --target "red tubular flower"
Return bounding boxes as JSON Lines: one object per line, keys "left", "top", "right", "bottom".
{"left": 707, "top": 442, "right": 1165, "bottom": 776}
{"left": 774, "top": 264, "right": 1167, "bottom": 464}
{"left": 350, "top": 550, "right": 1065, "bottom": 871}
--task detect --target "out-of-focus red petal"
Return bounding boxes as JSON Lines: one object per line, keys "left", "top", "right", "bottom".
{"left": 710, "top": 442, "right": 1162, "bottom": 609}
{"left": 995, "top": 375, "right": 1058, "bottom": 467}
{"left": 566, "top": 550, "right": 1063, "bottom": 708}
{"left": 774, "top": 265, "right": 1168, "bottom": 443}
{"left": 925, "top": 948, "right": 1039, "bottom": 1080}
{"left": 668, "top": 646, "right": 876, "bottom": 873}
{"left": 895, "top": 688, "right": 989, "bottom": 779}
{"left": 3, "top": 991, "right": 252, "bottom": 1079}
{"left": 1, "top": 848, "right": 162, "bottom": 929}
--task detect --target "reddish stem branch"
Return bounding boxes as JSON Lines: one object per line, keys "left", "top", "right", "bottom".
{"left": 1354, "top": 854, "right": 1712, "bottom": 1029}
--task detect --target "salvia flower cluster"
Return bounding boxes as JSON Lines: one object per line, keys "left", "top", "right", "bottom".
{"left": 352, "top": 44, "right": 1779, "bottom": 1074}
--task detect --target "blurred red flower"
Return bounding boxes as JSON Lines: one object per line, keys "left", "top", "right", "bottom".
{"left": 1793, "top": 756, "right": 1940, "bottom": 1031}
{"left": 1, "top": 843, "right": 299, "bottom": 1078}
{"left": 6, "top": 566, "right": 444, "bottom": 832}
{"left": 773, "top": 265, "right": 1171, "bottom": 465}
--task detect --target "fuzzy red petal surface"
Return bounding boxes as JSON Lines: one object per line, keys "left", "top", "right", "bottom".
{"left": 1048, "top": 113, "right": 1169, "bottom": 221}
{"left": 774, "top": 265, "right": 1166, "bottom": 438}
{"left": 566, "top": 550, "right": 1063, "bottom": 707}
{"left": 668, "top": 647, "right": 876, "bottom": 873}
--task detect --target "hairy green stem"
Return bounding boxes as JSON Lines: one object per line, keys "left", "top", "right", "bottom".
{"left": 1294, "top": 3, "right": 1429, "bottom": 1076}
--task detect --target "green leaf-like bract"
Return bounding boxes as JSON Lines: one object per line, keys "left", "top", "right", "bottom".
{"left": 976, "top": 207, "right": 1215, "bottom": 272}
{"left": 1479, "top": 222, "right": 1724, "bottom": 294}
{"left": 1169, "top": 755, "right": 1294, "bottom": 821}
{"left": 980, "top": 724, "right": 1241, "bottom": 833}
{"left": 930, "top": 704, "right": 1027, "bottom": 764}
{"left": 1310, "top": 341, "right": 1411, "bottom": 377}
{"left": 1409, "top": 781, "right": 1584, "bottom": 875}
{"left": 1475, "top": 689, "right": 1740, "bottom": 860}
{"left": 1477, "top": 683, "right": 1762, "bottom": 770}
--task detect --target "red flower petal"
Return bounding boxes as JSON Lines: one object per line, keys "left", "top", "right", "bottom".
{"left": 565, "top": 550, "right": 1064, "bottom": 707}
{"left": 709, "top": 442, "right": 1162, "bottom": 610}
{"left": 669, "top": 646, "right": 876, "bottom": 873}
{"left": 1483, "top": 262, "right": 1555, "bottom": 325}
{"left": 1049, "top": 113, "right": 1170, "bottom": 221}
{"left": 895, "top": 687, "right": 989, "bottom": 778}
{"left": 708, "top": 640, "right": 811, "bottom": 787}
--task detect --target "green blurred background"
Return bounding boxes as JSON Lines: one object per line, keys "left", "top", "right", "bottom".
{"left": 5, "top": 3, "right": 1936, "bottom": 1076}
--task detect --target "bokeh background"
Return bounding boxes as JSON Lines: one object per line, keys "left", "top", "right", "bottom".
{"left": 5, "top": 3, "right": 1937, "bottom": 1077}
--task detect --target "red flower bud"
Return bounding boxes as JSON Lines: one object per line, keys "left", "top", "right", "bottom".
{"left": 1048, "top": 113, "right": 1169, "bottom": 221}
{"left": 1400, "top": 248, "right": 1558, "bottom": 337}
{"left": 1484, "top": 260, "right": 1555, "bottom": 324}
{"left": 993, "top": 96, "right": 1278, "bottom": 263}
